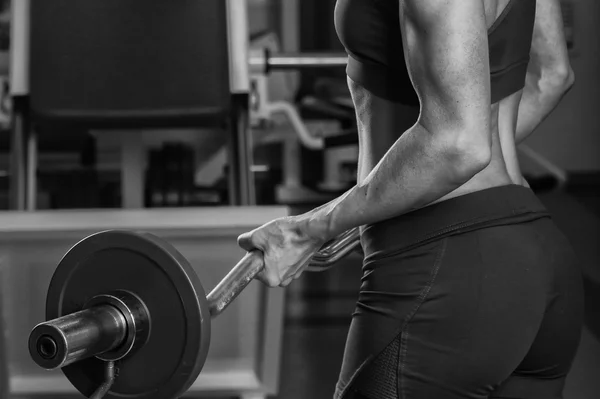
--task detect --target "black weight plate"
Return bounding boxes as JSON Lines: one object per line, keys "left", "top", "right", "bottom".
{"left": 46, "top": 230, "right": 211, "bottom": 399}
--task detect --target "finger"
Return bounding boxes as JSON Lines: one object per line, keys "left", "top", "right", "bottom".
{"left": 294, "top": 262, "right": 310, "bottom": 279}
{"left": 255, "top": 267, "right": 279, "bottom": 288}
{"left": 280, "top": 277, "right": 293, "bottom": 287}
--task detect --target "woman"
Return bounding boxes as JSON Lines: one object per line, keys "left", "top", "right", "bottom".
{"left": 238, "top": 0, "right": 583, "bottom": 398}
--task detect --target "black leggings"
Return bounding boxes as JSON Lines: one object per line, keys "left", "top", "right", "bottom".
{"left": 335, "top": 185, "right": 584, "bottom": 399}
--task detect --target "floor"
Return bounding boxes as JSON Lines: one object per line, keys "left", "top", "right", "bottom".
{"left": 274, "top": 183, "right": 600, "bottom": 399}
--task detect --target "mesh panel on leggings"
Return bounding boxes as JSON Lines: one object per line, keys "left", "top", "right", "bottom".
{"left": 354, "top": 334, "right": 401, "bottom": 399}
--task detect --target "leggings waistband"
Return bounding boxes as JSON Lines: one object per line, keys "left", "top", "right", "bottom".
{"left": 361, "top": 184, "right": 550, "bottom": 262}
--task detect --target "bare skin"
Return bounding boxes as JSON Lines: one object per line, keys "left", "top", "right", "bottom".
{"left": 353, "top": 0, "right": 574, "bottom": 203}
{"left": 238, "top": 0, "right": 574, "bottom": 288}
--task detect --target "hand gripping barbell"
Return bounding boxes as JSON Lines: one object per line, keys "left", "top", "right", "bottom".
{"left": 27, "top": 227, "right": 361, "bottom": 399}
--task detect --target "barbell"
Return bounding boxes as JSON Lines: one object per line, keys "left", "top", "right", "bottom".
{"left": 28, "top": 226, "right": 360, "bottom": 399}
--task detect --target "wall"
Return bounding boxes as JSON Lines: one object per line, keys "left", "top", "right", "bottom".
{"left": 523, "top": 0, "right": 600, "bottom": 173}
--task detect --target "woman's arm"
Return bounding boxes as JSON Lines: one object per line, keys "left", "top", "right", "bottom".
{"left": 516, "top": 0, "right": 575, "bottom": 145}
{"left": 301, "top": 0, "right": 494, "bottom": 241}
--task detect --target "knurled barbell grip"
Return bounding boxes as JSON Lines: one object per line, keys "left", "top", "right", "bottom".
{"left": 206, "top": 250, "right": 265, "bottom": 316}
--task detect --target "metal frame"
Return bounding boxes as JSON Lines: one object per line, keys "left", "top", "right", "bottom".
{"left": 226, "top": 0, "right": 250, "bottom": 95}
{"left": 226, "top": 0, "right": 255, "bottom": 206}
{"left": 9, "top": 0, "right": 32, "bottom": 211}
{"left": 280, "top": 0, "right": 300, "bottom": 93}
{"left": 9, "top": 0, "right": 29, "bottom": 97}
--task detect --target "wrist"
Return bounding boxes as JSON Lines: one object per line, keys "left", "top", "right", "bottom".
{"left": 294, "top": 208, "right": 335, "bottom": 245}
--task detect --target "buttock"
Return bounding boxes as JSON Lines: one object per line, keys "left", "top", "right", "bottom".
{"left": 335, "top": 186, "right": 584, "bottom": 399}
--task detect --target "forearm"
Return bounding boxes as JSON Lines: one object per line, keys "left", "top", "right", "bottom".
{"left": 515, "top": 72, "right": 574, "bottom": 144}
{"left": 302, "top": 124, "right": 487, "bottom": 240}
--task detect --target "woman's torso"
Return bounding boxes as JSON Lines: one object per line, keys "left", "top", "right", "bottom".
{"left": 335, "top": 0, "right": 535, "bottom": 206}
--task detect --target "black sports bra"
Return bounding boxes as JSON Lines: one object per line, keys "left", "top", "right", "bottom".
{"left": 335, "top": 0, "right": 537, "bottom": 105}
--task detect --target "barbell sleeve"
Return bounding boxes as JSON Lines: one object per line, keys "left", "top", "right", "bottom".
{"left": 28, "top": 306, "right": 128, "bottom": 370}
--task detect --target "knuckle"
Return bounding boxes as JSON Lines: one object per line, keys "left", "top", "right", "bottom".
{"left": 261, "top": 268, "right": 280, "bottom": 287}
{"left": 266, "top": 276, "right": 280, "bottom": 287}
{"left": 251, "top": 231, "right": 265, "bottom": 248}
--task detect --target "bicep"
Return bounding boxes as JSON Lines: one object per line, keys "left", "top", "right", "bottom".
{"left": 399, "top": 0, "right": 491, "bottom": 147}
{"left": 528, "top": 0, "right": 573, "bottom": 80}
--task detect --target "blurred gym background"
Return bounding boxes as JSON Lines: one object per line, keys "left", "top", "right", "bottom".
{"left": 0, "top": 0, "right": 598, "bottom": 398}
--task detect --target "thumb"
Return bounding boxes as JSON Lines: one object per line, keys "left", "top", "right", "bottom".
{"left": 237, "top": 229, "right": 263, "bottom": 252}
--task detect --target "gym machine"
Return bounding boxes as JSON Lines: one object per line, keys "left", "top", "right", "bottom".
{"left": 248, "top": 48, "right": 355, "bottom": 203}
{"left": 9, "top": 0, "right": 256, "bottom": 210}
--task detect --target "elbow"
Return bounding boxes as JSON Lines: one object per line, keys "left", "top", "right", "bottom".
{"left": 540, "top": 63, "right": 575, "bottom": 94}
{"left": 442, "top": 133, "right": 492, "bottom": 182}
{"left": 456, "top": 144, "right": 492, "bottom": 179}
{"left": 563, "top": 65, "right": 576, "bottom": 89}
